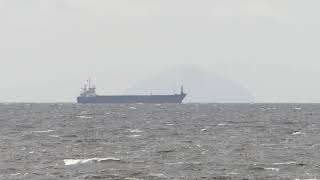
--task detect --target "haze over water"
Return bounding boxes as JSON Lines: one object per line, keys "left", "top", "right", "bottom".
{"left": 1, "top": 0, "right": 320, "bottom": 103}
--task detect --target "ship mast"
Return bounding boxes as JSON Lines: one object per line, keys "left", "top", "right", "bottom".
{"left": 181, "top": 85, "right": 185, "bottom": 95}
{"left": 80, "top": 78, "right": 97, "bottom": 97}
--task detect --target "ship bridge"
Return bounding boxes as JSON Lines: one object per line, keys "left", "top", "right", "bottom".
{"left": 80, "top": 79, "right": 97, "bottom": 97}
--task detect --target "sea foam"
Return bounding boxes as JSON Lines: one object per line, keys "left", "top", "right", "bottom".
{"left": 34, "top": 130, "right": 55, "bottom": 133}
{"left": 292, "top": 131, "right": 303, "bottom": 135}
{"left": 265, "top": 167, "right": 280, "bottom": 171}
{"left": 77, "top": 116, "right": 93, "bottom": 119}
{"left": 273, "top": 162, "right": 296, "bottom": 165}
{"left": 130, "top": 129, "right": 142, "bottom": 133}
{"left": 64, "top": 157, "right": 120, "bottom": 166}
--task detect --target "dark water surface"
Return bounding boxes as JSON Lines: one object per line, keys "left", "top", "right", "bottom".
{"left": 0, "top": 103, "right": 320, "bottom": 180}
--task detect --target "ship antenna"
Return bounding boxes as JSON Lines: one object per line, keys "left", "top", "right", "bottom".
{"left": 181, "top": 85, "right": 184, "bottom": 95}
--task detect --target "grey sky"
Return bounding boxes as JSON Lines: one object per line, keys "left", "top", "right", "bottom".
{"left": 0, "top": 0, "right": 320, "bottom": 102}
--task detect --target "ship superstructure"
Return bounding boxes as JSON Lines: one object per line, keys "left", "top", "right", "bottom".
{"left": 79, "top": 79, "right": 97, "bottom": 97}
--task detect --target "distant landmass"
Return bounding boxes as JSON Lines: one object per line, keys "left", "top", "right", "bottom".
{"left": 125, "top": 66, "right": 254, "bottom": 103}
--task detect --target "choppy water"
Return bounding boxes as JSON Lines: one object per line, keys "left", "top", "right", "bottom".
{"left": 1, "top": 103, "right": 320, "bottom": 180}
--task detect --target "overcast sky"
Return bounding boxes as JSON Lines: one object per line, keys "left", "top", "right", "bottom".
{"left": 1, "top": 0, "right": 320, "bottom": 102}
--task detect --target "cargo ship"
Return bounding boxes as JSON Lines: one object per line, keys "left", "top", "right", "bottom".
{"left": 77, "top": 80, "right": 187, "bottom": 104}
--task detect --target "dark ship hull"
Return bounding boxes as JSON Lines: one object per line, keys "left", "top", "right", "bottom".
{"left": 77, "top": 94, "right": 187, "bottom": 104}
{"left": 77, "top": 80, "right": 187, "bottom": 104}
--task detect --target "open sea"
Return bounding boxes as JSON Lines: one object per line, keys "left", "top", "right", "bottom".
{"left": 1, "top": 103, "right": 320, "bottom": 180}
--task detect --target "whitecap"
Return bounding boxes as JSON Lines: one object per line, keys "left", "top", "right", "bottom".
{"left": 273, "top": 162, "right": 296, "bottom": 165}
{"left": 265, "top": 167, "right": 279, "bottom": 171}
{"left": 10, "top": 172, "right": 28, "bottom": 176}
{"left": 260, "top": 107, "right": 277, "bottom": 111}
{"left": 165, "top": 162, "right": 184, "bottom": 165}
{"left": 80, "top": 111, "right": 87, "bottom": 114}
{"left": 201, "top": 129, "right": 207, "bottom": 132}
{"left": 218, "top": 123, "right": 227, "bottom": 126}
{"left": 292, "top": 131, "right": 302, "bottom": 135}
{"left": 129, "top": 107, "right": 137, "bottom": 110}
{"left": 130, "top": 129, "right": 142, "bottom": 133}
{"left": 77, "top": 116, "right": 93, "bottom": 119}
{"left": 48, "top": 135, "right": 60, "bottom": 138}
{"left": 34, "top": 130, "right": 55, "bottom": 133}
{"left": 124, "top": 178, "right": 142, "bottom": 180}
{"left": 64, "top": 157, "right": 120, "bottom": 166}
{"left": 293, "top": 107, "right": 302, "bottom": 111}
{"left": 201, "top": 150, "right": 208, "bottom": 154}
{"left": 149, "top": 173, "right": 165, "bottom": 177}
{"left": 129, "top": 135, "right": 141, "bottom": 138}
{"left": 11, "top": 173, "right": 21, "bottom": 176}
